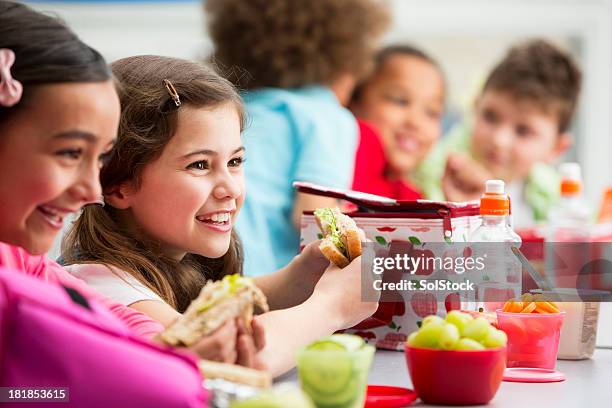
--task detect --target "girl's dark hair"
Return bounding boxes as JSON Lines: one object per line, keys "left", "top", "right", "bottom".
{"left": 62, "top": 55, "right": 245, "bottom": 312}
{"left": 374, "top": 45, "right": 440, "bottom": 69}
{"left": 352, "top": 44, "right": 446, "bottom": 103}
{"left": 0, "top": 1, "right": 110, "bottom": 121}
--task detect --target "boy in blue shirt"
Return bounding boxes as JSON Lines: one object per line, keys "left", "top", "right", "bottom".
{"left": 206, "top": 0, "right": 389, "bottom": 275}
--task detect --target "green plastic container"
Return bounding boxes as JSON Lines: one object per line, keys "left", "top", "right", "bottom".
{"left": 297, "top": 339, "right": 375, "bottom": 408}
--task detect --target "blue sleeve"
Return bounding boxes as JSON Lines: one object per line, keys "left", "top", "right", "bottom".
{"left": 293, "top": 109, "right": 358, "bottom": 189}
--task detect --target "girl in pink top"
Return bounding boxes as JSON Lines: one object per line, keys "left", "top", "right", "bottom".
{"left": 0, "top": 2, "right": 161, "bottom": 339}
{"left": 0, "top": 2, "right": 258, "bottom": 363}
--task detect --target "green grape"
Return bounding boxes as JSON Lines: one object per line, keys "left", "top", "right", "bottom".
{"left": 445, "top": 311, "right": 473, "bottom": 335}
{"left": 438, "top": 323, "right": 460, "bottom": 350}
{"left": 455, "top": 338, "right": 485, "bottom": 351}
{"left": 446, "top": 310, "right": 473, "bottom": 321}
{"left": 406, "top": 332, "right": 418, "bottom": 347}
{"left": 482, "top": 327, "right": 508, "bottom": 349}
{"left": 462, "top": 317, "right": 491, "bottom": 342}
{"left": 231, "top": 386, "right": 314, "bottom": 408}
{"left": 413, "top": 322, "right": 445, "bottom": 349}
{"left": 422, "top": 315, "right": 445, "bottom": 327}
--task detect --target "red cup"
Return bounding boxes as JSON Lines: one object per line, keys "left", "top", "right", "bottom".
{"left": 404, "top": 345, "right": 506, "bottom": 405}
{"left": 496, "top": 310, "right": 565, "bottom": 369}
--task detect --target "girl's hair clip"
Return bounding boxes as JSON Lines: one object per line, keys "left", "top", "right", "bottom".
{"left": 163, "top": 79, "right": 181, "bottom": 107}
{"left": 91, "top": 195, "right": 105, "bottom": 207}
{"left": 0, "top": 49, "right": 23, "bottom": 108}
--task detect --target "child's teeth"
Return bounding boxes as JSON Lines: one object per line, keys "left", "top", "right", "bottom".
{"left": 206, "top": 213, "right": 229, "bottom": 223}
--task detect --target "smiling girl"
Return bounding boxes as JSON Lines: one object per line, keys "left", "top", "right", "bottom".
{"left": 0, "top": 2, "right": 263, "bottom": 369}
{"left": 0, "top": 1, "right": 168, "bottom": 338}
{"left": 350, "top": 45, "right": 446, "bottom": 200}
{"left": 62, "top": 55, "right": 378, "bottom": 376}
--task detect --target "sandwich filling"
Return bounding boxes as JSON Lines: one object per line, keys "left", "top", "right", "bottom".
{"left": 197, "top": 274, "right": 253, "bottom": 313}
{"left": 314, "top": 208, "right": 346, "bottom": 253}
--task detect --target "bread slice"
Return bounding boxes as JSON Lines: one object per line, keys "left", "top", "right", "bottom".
{"left": 344, "top": 228, "right": 362, "bottom": 260}
{"left": 198, "top": 360, "right": 272, "bottom": 389}
{"left": 319, "top": 237, "right": 350, "bottom": 268}
{"left": 334, "top": 211, "right": 362, "bottom": 260}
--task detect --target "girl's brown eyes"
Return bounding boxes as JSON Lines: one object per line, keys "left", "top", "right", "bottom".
{"left": 187, "top": 157, "right": 244, "bottom": 171}
{"left": 56, "top": 148, "right": 82, "bottom": 160}
{"left": 187, "top": 160, "right": 209, "bottom": 171}
{"left": 228, "top": 157, "right": 245, "bottom": 167}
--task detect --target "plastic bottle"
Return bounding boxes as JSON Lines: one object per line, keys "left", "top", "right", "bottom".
{"left": 546, "top": 163, "right": 599, "bottom": 360}
{"left": 470, "top": 180, "right": 522, "bottom": 311}
{"left": 546, "top": 163, "right": 591, "bottom": 290}
{"left": 547, "top": 162, "right": 590, "bottom": 242}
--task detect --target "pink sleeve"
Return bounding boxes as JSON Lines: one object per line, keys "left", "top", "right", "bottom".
{"left": 0, "top": 243, "right": 164, "bottom": 338}
{"left": 99, "top": 299, "right": 165, "bottom": 338}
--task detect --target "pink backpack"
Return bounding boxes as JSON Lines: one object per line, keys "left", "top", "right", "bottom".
{"left": 0, "top": 267, "right": 208, "bottom": 407}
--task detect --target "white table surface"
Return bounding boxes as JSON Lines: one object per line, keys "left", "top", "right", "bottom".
{"left": 279, "top": 347, "right": 612, "bottom": 407}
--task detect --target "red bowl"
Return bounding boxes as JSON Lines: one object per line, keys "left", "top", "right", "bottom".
{"left": 404, "top": 345, "right": 506, "bottom": 405}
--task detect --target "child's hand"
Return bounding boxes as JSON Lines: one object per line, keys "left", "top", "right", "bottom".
{"left": 442, "top": 153, "right": 491, "bottom": 202}
{"left": 236, "top": 317, "right": 266, "bottom": 370}
{"left": 296, "top": 229, "right": 368, "bottom": 286}
{"left": 311, "top": 254, "right": 380, "bottom": 329}
{"left": 287, "top": 230, "right": 370, "bottom": 301}
{"left": 297, "top": 240, "right": 331, "bottom": 283}
{"left": 188, "top": 320, "right": 239, "bottom": 363}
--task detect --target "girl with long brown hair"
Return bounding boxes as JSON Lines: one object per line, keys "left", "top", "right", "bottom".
{"left": 62, "top": 55, "right": 378, "bottom": 376}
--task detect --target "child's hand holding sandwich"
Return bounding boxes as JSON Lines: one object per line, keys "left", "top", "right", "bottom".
{"left": 157, "top": 275, "right": 268, "bottom": 369}
{"left": 187, "top": 317, "right": 265, "bottom": 369}
{"left": 256, "top": 207, "right": 367, "bottom": 311}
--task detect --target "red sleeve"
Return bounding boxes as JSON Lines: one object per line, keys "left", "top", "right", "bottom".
{"left": 393, "top": 179, "right": 423, "bottom": 201}
{"left": 351, "top": 120, "right": 424, "bottom": 201}
{"left": 351, "top": 120, "right": 392, "bottom": 197}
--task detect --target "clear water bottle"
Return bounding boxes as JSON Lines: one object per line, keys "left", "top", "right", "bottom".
{"left": 546, "top": 163, "right": 590, "bottom": 288}
{"left": 548, "top": 163, "right": 590, "bottom": 241}
{"left": 471, "top": 180, "right": 522, "bottom": 311}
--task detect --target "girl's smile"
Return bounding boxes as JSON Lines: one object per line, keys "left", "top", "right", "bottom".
{"left": 0, "top": 81, "right": 119, "bottom": 254}
{"left": 351, "top": 54, "right": 444, "bottom": 176}
{"left": 36, "top": 204, "right": 80, "bottom": 230}
{"left": 196, "top": 209, "right": 236, "bottom": 233}
{"left": 108, "top": 102, "right": 245, "bottom": 261}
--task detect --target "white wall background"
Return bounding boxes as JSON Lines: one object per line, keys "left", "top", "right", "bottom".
{"left": 31, "top": 0, "right": 612, "bottom": 346}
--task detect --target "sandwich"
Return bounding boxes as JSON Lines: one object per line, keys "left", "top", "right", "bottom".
{"left": 313, "top": 207, "right": 362, "bottom": 268}
{"left": 161, "top": 274, "right": 269, "bottom": 347}
{"left": 198, "top": 359, "right": 272, "bottom": 389}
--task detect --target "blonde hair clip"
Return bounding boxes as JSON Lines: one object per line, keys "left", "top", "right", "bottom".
{"left": 163, "top": 79, "right": 181, "bottom": 107}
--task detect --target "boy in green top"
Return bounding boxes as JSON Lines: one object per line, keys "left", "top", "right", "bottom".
{"left": 414, "top": 39, "right": 582, "bottom": 227}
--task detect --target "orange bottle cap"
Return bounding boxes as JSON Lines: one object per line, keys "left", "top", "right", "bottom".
{"left": 480, "top": 180, "right": 510, "bottom": 216}
{"left": 560, "top": 179, "right": 581, "bottom": 195}
{"left": 559, "top": 163, "right": 582, "bottom": 196}
{"left": 480, "top": 192, "right": 510, "bottom": 215}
